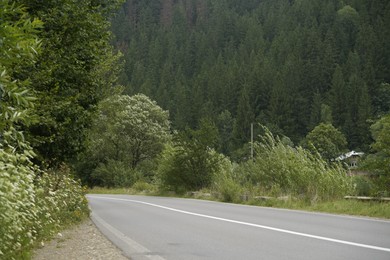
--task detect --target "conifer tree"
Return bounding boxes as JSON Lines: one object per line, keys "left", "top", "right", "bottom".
{"left": 330, "top": 65, "right": 347, "bottom": 129}
{"left": 233, "top": 86, "right": 254, "bottom": 147}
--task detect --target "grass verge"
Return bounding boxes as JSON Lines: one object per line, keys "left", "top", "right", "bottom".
{"left": 245, "top": 198, "right": 390, "bottom": 219}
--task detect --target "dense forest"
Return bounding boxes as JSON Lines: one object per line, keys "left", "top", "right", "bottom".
{"left": 110, "top": 0, "right": 390, "bottom": 156}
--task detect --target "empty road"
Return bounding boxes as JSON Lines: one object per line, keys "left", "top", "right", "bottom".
{"left": 87, "top": 195, "right": 390, "bottom": 260}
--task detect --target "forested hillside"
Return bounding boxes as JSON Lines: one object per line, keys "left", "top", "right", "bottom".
{"left": 111, "top": 0, "right": 390, "bottom": 156}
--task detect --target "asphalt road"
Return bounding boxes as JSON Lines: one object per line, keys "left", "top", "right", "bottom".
{"left": 87, "top": 195, "right": 390, "bottom": 260}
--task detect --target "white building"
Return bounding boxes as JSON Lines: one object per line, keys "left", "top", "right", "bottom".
{"left": 336, "top": 150, "right": 365, "bottom": 168}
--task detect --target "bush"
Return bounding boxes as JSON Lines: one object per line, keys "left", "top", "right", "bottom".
{"left": 132, "top": 180, "right": 155, "bottom": 192}
{"left": 236, "top": 128, "right": 353, "bottom": 202}
{"left": 92, "top": 160, "right": 136, "bottom": 188}
{"left": 361, "top": 114, "right": 390, "bottom": 196}
{"left": 214, "top": 173, "right": 242, "bottom": 202}
{"left": 0, "top": 160, "right": 89, "bottom": 259}
{"left": 157, "top": 120, "right": 220, "bottom": 193}
{"left": 0, "top": 150, "right": 38, "bottom": 259}
{"left": 156, "top": 144, "right": 189, "bottom": 193}
{"left": 352, "top": 176, "right": 374, "bottom": 196}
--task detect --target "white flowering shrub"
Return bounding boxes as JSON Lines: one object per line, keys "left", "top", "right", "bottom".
{"left": 80, "top": 94, "right": 171, "bottom": 186}
{"left": 0, "top": 149, "right": 38, "bottom": 258}
{"left": 0, "top": 153, "right": 89, "bottom": 259}
{"left": 34, "top": 165, "right": 90, "bottom": 239}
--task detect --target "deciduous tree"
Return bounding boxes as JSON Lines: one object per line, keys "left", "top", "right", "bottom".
{"left": 92, "top": 94, "right": 169, "bottom": 167}
{"left": 16, "top": 0, "right": 124, "bottom": 166}
{"left": 363, "top": 114, "right": 390, "bottom": 196}
{"left": 305, "top": 123, "right": 347, "bottom": 161}
{"left": 81, "top": 94, "right": 170, "bottom": 186}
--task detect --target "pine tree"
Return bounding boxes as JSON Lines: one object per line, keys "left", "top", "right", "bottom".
{"left": 309, "top": 91, "right": 322, "bottom": 131}
{"left": 330, "top": 65, "right": 347, "bottom": 129}
{"left": 217, "top": 110, "right": 235, "bottom": 154}
{"left": 233, "top": 86, "right": 254, "bottom": 147}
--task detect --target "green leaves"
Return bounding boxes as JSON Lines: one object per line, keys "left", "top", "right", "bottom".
{"left": 1, "top": 2, "right": 90, "bottom": 258}
{"left": 363, "top": 114, "right": 390, "bottom": 196}
{"left": 110, "top": 0, "right": 389, "bottom": 154}
{"left": 157, "top": 119, "right": 221, "bottom": 192}
{"left": 305, "top": 123, "right": 347, "bottom": 161}
{"left": 82, "top": 94, "right": 170, "bottom": 187}
{"left": 0, "top": 4, "right": 42, "bottom": 69}
{"left": 238, "top": 127, "right": 352, "bottom": 202}
{"left": 0, "top": 0, "right": 41, "bottom": 150}
{"left": 15, "top": 0, "right": 123, "bottom": 166}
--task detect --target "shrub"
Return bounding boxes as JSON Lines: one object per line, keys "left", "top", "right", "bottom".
{"left": 156, "top": 143, "right": 189, "bottom": 193}
{"left": 132, "top": 180, "right": 155, "bottom": 192}
{"left": 361, "top": 114, "right": 390, "bottom": 196}
{"left": 34, "top": 169, "right": 89, "bottom": 241}
{"left": 0, "top": 160, "right": 89, "bottom": 259}
{"left": 213, "top": 173, "right": 242, "bottom": 202}
{"left": 0, "top": 150, "right": 38, "bottom": 259}
{"left": 352, "top": 175, "right": 374, "bottom": 196}
{"left": 211, "top": 155, "right": 242, "bottom": 202}
{"left": 92, "top": 160, "right": 135, "bottom": 188}
{"left": 157, "top": 120, "right": 220, "bottom": 193}
{"left": 237, "top": 128, "right": 353, "bottom": 202}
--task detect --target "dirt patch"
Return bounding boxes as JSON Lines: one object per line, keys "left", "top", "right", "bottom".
{"left": 33, "top": 218, "right": 129, "bottom": 260}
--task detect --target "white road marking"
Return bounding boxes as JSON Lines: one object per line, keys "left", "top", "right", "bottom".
{"left": 90, "top": 195, "right": 390, "bottom": 253}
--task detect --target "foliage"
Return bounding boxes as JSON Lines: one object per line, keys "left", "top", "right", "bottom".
{"left": 1, "top": 160, "right": 89, "bottom": 259}
{"left": 216, "top": 110, "right": 235, "bottom": 155}
{"left": 92, "top": 160, "right": 135, "bottom": 188}
{"left": 157, "top": 119, "right": 222, "bottom": 193}
{"left": 212, "top": 162, "right": 242, "bottom": 203}
{"left": 362, "top": 114, "right": 390, "bottom": 196}
{"left": 132, "top": 180, "right": 156, "bottom": 193}
{"left": 15, "top": 0, "right": 124, "bottom": 166}
{"left": 110, "top": 0, "right": 389, "bottom": 152}
{"left": 80, "top": 94, "right": 170, "bottom": 186}
{"left": 352, "top": 175, "right": 374, "bottom": 196}
{"left": 34, "top": 166, "right": 90, "bottom": 240}
{"left": 0, "top": 1, "right": 42, "bottom": 138}
{"left": 0, "top": 2, "right": 89, "bottom": 258}
{"left": 304, "top": 123, "right": 348, "bottom": 161}
{"left": 0, "top": 2, "right": 41, "bottom": 257}
{"left": 372, "top": 83, "right": 390, "bottom": 116}
{"left": 0, "top": 147, "right": 39, "bottom": 259}
{"left": 236, "top": 127, "right": 353, "bottom": 202}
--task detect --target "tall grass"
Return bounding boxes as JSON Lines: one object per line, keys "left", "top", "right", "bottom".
{"left": 214, "top": 128, "right": 353, "bottom": 203}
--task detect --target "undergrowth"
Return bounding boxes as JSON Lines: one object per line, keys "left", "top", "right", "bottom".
{"left": 1, "top": 164, "right": 89, "bottom": 259}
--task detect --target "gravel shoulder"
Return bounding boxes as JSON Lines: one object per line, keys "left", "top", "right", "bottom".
{"left": 32, "top": 218, "right": 129, "bottom": 260}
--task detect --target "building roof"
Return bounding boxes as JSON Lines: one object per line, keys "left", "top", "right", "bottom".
{"left": 336, "top": 150, "right": 365, "bottom": 161}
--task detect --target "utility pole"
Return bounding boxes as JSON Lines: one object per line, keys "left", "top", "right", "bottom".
{"left": 251, "top": 123, "right": 254, "bottom": 161}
